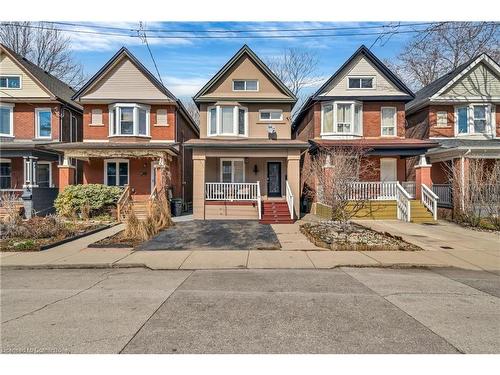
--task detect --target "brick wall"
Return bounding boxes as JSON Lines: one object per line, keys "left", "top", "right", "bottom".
{"left": 362, "top": 102, "right": 406, "bottom": 138}
{"left": 12, "top": 103, "right": 60, "bottom": 140}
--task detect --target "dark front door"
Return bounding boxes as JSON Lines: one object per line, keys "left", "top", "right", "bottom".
{"left": 267, "top": 162, "right": 282, "bottom": 197}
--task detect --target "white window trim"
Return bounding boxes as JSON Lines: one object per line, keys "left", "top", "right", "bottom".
{"left": 104, "top": 159, "right": 130, "bottom": 187}
{"left": 232, "top": 79, "right": 259, "bottom": 92}
{"left": 346, "top": 76, "right": 376, "bottom": 90}
{"left": 90, "top": 108, "right": 103, "bottom": 126}
{"left": 436, "top": 111, "right": 449, "bottom": 128}
{"left": 207, "top": 105, "right": 248, "bottom": 137}
{"left": 108, "top": 103, "right": 151, "bottom": 137}
{"left": 454, "top": 103, "right": 494, "bottom": 136}
{"left": 155, "top": 108, "right": 169, "bottom": 126}
{"left": 36, "top": 161, "right": 54, "bottom": 188}
{"left": 380, "top": 106, "right": 397, "bottom": 137}
{"left": 320, "top": 101, "right": 363, "bottom": 137}
{"left": 0, "top": 75, "right": 22, "bottom": 90}
{"left": 220, "top": 158, "right": 245, "bottom": 183}
{"left": 0, "top": 103, "right": 14, "bottom": 137}
{"left": 35, "top": 107, "right": 52, "bottom": 139}
{"left": 259, "top": 109, "right": 283, "bottom": 122}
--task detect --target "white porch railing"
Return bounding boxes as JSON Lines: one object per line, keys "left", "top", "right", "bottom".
{"left": 422, "top": 184, "right": 439, "bottom": 220}
{"left": 205, "top": 182, "right": 262, "bottom": 219}
{"left": 401, "top": 181, "right": 416, "bottom": 198}
{"left": 396, "top": 182, "right": 412, "bottom": 222}
{"left": 285, "top": 180, "right": 293, "bottom": 219}
{"left": 346, "top": 181, "right": 398, "bottom": 200}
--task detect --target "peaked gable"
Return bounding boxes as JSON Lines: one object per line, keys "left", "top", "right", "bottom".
{"left": 440, "top": 60, "right": 500, "bottom": 98}
{"left": 194, "top": 45, "right": 296, "bottom": 102}
{"left": 74, "top": 47, "right": 176, "bottom": 102}
{"left": 314, "top": 45, "right": 414, "bottom": 99}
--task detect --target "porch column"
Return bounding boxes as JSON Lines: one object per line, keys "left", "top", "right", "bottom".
{"left": 415, "top": 155, "right": 432, "bottom": 200}
{"left": 192, "top": 153, "right": 206, "bottom": 219}
{"left": 23, "top": 156, "right": 38, "bottom": 188}
{"left": 58, "top": 156, "right": 75, "bottom": 191}
{"left": 287, "top": 152, "right": 301, "bottom": 219}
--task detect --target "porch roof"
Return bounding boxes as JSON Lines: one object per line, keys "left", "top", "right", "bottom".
{"left": 48, "top": 142, "right": 179, "bottom": 159}
{"left": 426, "top": 138, "right": 500, "bottom": 160}
{"left": 0, "top": 141, "right": 61, "bottom": 160}
{"left": 184, "top": 138, "right": 308, "bottom": 149}
{"left": 309, "top": 138, "right": 439, "bottom": 157}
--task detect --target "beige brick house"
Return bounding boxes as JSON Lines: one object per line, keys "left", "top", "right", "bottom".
{"left": 185, "top": 45, "right": 308, "bottom": 222}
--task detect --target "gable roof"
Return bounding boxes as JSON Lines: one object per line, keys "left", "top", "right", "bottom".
{"left": 406, "top": 53, "right": 500, "bottom": 114}
{"left": 1, "top": 43, "right": 82, "bottom": 111}
{"left": 313, "top": 45, "right": 415, "bottom": 99}
{"left": 72, "top": 46, "right": 176, "bottom": 102}
{"left": 192, "top": 44, "right": 297, "bottom": 103}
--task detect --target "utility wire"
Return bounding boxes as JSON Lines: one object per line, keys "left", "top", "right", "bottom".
{"left": 137, "top": 22, "right": 164, "bottom": 85}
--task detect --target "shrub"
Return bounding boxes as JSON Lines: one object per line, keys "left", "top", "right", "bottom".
{"left": 55, "top": 184, "right": 122, "bottom": 218}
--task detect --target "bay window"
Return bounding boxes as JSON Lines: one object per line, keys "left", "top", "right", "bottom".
{"left": 109, "top": 103, "right": 150, "bottom": 137}
{"left": 455, "top": 104, "right": 494, "bottom": 136}
{"left": 381, "top": 107, "right": 397, "bottom": 136}
{"left": 321, "top": 101, "right": 362, "bottom": 137}
{"left": 220, "top": 159, "right": 245, "bottom": 183}
{"left": 207, "top": 105, "right": 247, "bottom": 137}
{"left": 35, "top": 108, "right": 52, "bottom": 139}
{"left": 0, "top": 103, "right": 14, "bottom": 137}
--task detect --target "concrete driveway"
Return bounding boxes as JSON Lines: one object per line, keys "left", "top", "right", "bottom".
{"left": 137, "top": 220, "right": 281, "bottom": 251}
{"left": 1, "top": 268, "right": 499, "bottom": 353}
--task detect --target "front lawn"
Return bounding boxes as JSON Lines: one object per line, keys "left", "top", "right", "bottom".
{"left": 301, "top": 221, "right": 421, "bottom": 251}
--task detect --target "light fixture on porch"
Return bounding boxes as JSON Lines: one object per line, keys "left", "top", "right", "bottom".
{"left": 253, "top": 164, "right": 259, "bottom": 175}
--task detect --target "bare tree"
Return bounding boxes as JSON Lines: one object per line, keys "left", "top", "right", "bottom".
{"left": 181, "top": 98, "right": 200, "bottom": 126}
{"left": 266, "top": 48, "right": 322, "bottom": 118}
{"left": 303, "top": 145, "right": 377, "bottom": 230}
{"left": 390, "top": 22, "right": 500, "bottom": 90}
{"left": 0, "top": 22, "right": 86, "bottom": 88}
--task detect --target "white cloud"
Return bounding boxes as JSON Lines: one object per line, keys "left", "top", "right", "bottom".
{"left": 162, "top": 75, "right": 209, "bottom": 97}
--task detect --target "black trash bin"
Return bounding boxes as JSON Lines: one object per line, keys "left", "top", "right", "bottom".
{"left": 170, "top": 198, "right": 183, "bottom": 217}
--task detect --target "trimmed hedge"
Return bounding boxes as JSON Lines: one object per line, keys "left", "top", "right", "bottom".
{"left": 55, "top": 184, "right": 122, "bottom": 218}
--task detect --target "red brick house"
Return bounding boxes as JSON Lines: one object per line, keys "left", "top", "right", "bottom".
{"left": 406, "top": 53, "right": 500, "bottom": 208}
{"left": 0, "top": 43, "right": 83, "bottom": 217}
{"left": 293, "top": 45, "right": 439, "bottom": 222}
{"left": 52, "top": 47, "right": 199, "bottom": 216}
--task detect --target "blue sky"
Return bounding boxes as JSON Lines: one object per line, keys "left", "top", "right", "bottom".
{"left": 68, "top": 22, "right": 416, "bottom": 100}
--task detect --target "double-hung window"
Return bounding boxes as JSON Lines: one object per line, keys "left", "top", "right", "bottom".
{"left": 456, "top": 104, "right": 494, "bottom": 136}
{"left": 381, "top": 107, "right": 397, "bottom": 136}
{"left": 105, "top": 160, "right": 129, "bottom": 187}
{"left": 207, "top": 105, "right": 247, "bottom": 137}
{"left": 109, "top": 103, "right": 150, "bottom": 137}
{"left": 436, "top": 111, "right": 448, "bottom": 127}
{"left": 0, "top": 103, "right": 14, "bottom": 137}
{"left": 220, "top": 159, "right": 245, "bottom": 183}
{"left": 321, "top": 101, "right": 362, "bottom": 137}
{"left": 36, "top": 162, "right": 52, "bottom": 188}
{"left": 35, "top": 108, "right": 52, "bottom": 139}
{"left": 0, "top": 75, "right": 21, "bottom": 89}
{"left": 232, "top": 80, "right": 258, "bottom": 91}
{"left": 0, "top": 161, "right": 11, "bottom": 189}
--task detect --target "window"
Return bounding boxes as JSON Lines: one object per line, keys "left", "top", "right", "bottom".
{"left": 455, "top": 104, "right": 493, "bottom": 136}
{"left": 105, "top": 160, "right": 129, "bottom": 187}
{"left": 436, "top": 111, "right": 448, "bottom": 127}
{"left": 156, "top": 109, "right": 168, "bottom": 125}
{"left": 232, "top": 80, "right": 258, "bottom": 91}
{"left": 109, "top": 103, "right": 150, "bottom": 136}
{"left": 220, "top": 159, "right": 245, "bottom": 183}
{"left": 0, "top": 104, "right": 14, "bottom": 136}
{"left": 91, "top": 109, "right": 102, "bottom": 125}
{"left": 0, "top": 76, "right": 21, "bottom": 89}
{"left": 259, "top": 110, "right": 283, "bottom": 121}
{"left": 36, "top": 162, "right": 51, "bottom": 188}
{"left": 381, "top": 107, "right": 397, "bottom": 136}
{"left": 207, "top": 105, "right": 247, "bottom": 136}
{"left": 0, "top": 162, "right": 11, "bottom": 189}
{"left": 35, "top": 108, "right": 52, "bottom": 139}
{"left": 348, "top": 77, "right": 374, "bottom": 89}
{"left": 321, "top": 101, "right": 362, "bottom": 136}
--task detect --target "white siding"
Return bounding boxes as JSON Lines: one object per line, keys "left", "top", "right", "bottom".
{"left": 81, "top": 57, "right": 171, "bottom": 101}
{"left": 441, "top": 62, "right": 500, "bottom": 98}
{"left": 319, "top": 55, "right": 408, "bottom": 97}
{"left": 0, "top": 54, "right": 51, "bottom": 98}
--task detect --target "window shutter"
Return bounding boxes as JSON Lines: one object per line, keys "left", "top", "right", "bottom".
{"left": 157, "top": 109, "right": 168, "bottom": 125}
{"left": 91, "top": 108, "right": 102, "bottom": 124}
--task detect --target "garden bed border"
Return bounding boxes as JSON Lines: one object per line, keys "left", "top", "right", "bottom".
{"left": 39, "top": 223, "right": 116, "bottom": 251}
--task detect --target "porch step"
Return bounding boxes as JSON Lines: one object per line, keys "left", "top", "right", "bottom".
{"left": 260, "top": 200, "right": 294, "bottom": 224}
{"left": 409, "top": 200, "right": 435, "bottom": 223}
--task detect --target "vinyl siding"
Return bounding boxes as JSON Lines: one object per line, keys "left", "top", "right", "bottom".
{"left": 441, "top": 62, "right": 500, "bottom": 98}
{"left": 0, "top": 54, "right": 51, "bottom": 98}
{"left": 318, "top": 55, "right": 408, "bottom": 97}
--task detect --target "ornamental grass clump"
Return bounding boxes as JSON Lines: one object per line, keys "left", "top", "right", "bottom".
{"left": 123, "top": 199, "right": 174, "bottom": 242}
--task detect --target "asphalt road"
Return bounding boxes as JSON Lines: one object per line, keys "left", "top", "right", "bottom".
{"left": 1, "top": 267, "right": 499, "bottom": 354}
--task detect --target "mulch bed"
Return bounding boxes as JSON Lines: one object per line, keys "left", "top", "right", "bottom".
{"left": 300, "top": 221, "right": 422, "bottom": 251}
{"left": 88, "top": 230, "right": 140, "bottom": 248}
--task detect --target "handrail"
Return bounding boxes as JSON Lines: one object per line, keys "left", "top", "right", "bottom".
{"left": 285, "top": 180, "right": 294, "bottom": 219}
{"left": 422, "top": 183, "right": 439, "bottom": 220}
{"left": 256, "top": 181, "right": 262, "bottom": 220}
{"left": 205, "top": 182, "right": 260, "bottom": 201}
{"left": 116, "top": 185, "right": 131, "bottom": 221}
{"left": 396, "top": 182, "right": 411, "bottom": 222}
{"left": 346, "top": 181, "right": 398, "bottom": 200}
